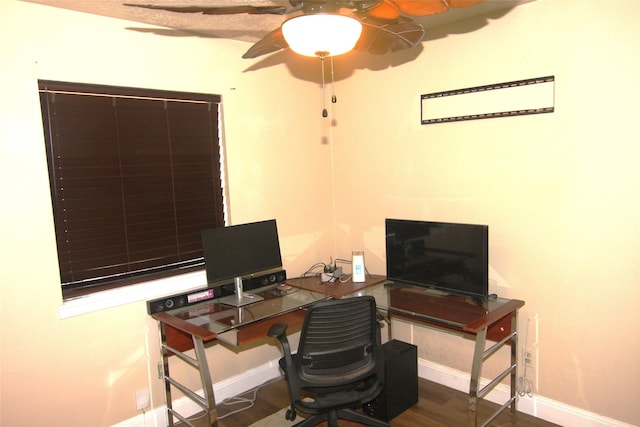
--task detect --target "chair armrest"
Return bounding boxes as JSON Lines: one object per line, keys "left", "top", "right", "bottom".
{"left": 268, "top": 323, "right": 288, "bottom": 339}
{"left": 268, "top": 323, "right": 295, "bottom": 374}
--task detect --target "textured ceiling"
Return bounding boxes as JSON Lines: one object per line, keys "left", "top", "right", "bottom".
{"left": 21, "top": 0, "right": 534, "bottom": 45}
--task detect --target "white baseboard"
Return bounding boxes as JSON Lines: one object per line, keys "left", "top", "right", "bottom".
{"left": 113, "top": 361, "right": 283, "bottom": 427}
{"left": 418, "top": 359, "right": 635, "bottom": 427}
{"left": 115, "top": 357, "right": 634, "bottom": 427}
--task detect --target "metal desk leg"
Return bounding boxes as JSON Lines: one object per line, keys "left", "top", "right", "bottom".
{"left": 160, "top": 324, "right": 175, "bottom": 426}
{"left": 509, "top": 310, "right": 519, "bottom": 416}
{"left": 193, "top": 336, "right": 218, "bottom": 426}
{"left": 468, "top": 313, "right": 520, "bottom": 427}
{"left": 159, "top": 323, "right": 218, "bottom": 427}
{"left": 468, "top": 327, "right": 487, "bottom": 427}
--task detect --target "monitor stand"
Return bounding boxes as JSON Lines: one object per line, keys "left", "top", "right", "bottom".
{"left": 217, "top": 276, "right": 263, "bottom": 307}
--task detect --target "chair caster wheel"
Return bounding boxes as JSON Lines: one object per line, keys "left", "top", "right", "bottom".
{"left": 286, "top": 409, "right": 296, "bottom": 421}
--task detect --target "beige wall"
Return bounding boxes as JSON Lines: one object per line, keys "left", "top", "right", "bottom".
{"left": 1, "top": 0, "right": 638, "bottom": 426}
{"left": 331, "top": 0, "right": 640, "bottom": 423}
{"left": 0, "top": 1, "right": 333, "bottom": 425}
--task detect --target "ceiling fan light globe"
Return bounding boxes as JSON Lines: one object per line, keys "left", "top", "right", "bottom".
{"left": 282, "top": 14, "right": 362, "bottom": 57}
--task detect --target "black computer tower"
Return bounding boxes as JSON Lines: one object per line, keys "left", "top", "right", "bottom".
{"left": 364, "top": 339, "right": 419, "bottom": 421}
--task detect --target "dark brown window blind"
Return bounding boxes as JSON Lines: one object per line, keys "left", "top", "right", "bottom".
{"left": 38, "top": 80, "right": 224, "bottom": 300}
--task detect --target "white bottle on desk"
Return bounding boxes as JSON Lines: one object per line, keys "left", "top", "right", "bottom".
{"left": 352, "top": 250, "right": 365, "bottom": 282}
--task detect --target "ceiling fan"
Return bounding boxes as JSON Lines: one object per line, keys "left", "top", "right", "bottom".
{"left": 124, "top": 0, "right": 486, "bottom": 59}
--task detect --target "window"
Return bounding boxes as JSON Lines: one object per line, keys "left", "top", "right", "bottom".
{"left": 38, "top": 81, "right": 225, "bottom": 301}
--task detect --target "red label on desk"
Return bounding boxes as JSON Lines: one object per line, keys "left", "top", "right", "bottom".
{"left": 187, "top": 289, "right": 215, "bottom": 304}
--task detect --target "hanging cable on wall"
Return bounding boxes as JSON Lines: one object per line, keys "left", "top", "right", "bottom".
{"left": 318, "top": 52, "right": 339, "bottom": 118}
{"left": 518, "top": 316, "right": 535, "bottom": 397}
{"left": 330, "top": 55, "right": 337, "bottom": 105}
{"left": 319, "top": 53, "right": 328, "bottom": 117}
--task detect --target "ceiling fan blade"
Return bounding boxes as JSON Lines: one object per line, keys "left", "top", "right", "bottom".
{"left": 122, "top": 3, "right": 289, "bottom": 15}
{"left": 360, "top": 0, "right": 400, "bottom": 20}
{"left": 391, "top": 1, "right": 449, "bottom": 16}
{"left": 362, "top": 0, "right": 486, "bottom": 18}
{"left": 354, "top": 15, "right": 425, "bottom": 55}
{"left": 448, "top": 0, "right": 485, "bottom": 8}
{"left": 242, "top": 27, "right": 289, "bottom": 59}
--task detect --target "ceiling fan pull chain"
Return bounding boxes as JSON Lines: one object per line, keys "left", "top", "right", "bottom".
{"left": 330, "top": 56, "right": 337, "bottom": 104}
{"left": 321, "top": 56, "right": 328, "bottom": 118}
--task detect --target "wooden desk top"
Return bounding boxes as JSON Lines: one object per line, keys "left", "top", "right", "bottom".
{"left": 284, "top": 274, "right": 387, "bottom": 298}
{"left": 284, "top": 276, "right": 524, "bottom": 334}
{"left": 383, "top": 284, "right": 524, "bottom": 337}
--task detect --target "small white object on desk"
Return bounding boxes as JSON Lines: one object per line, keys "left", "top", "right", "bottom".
{"left": 352, "top": 250, "right": 365, "bottom": 283}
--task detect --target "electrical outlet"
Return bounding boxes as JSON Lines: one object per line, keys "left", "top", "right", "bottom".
{"left": 136, "top": 388, "right": 150, "bottom": 411}
{"left": 524, "top": 347, "right": 536, "bottom": 369}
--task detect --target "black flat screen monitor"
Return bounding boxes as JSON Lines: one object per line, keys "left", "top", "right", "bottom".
{"left": 385, "top": 219, "right": 489, "bottom": 298}
{"left": 201, "top": 219, "right": 282, "bottom": 285}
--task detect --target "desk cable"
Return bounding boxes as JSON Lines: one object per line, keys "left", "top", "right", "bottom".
{"left": 218, "top": 376, "right": 283, "bottom": 420}
{"left": 517, "top": 316, "right": 535, "bottom": 398}
{"left": 300, "top": 258, "right": 374, "bottom": 284}
{"left": 301, "top": 262, "right": 328, "bottom": 278}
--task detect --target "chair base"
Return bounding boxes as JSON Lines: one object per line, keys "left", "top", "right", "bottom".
{"left": 293, "top": 407, "right": 390, "bottom": 427}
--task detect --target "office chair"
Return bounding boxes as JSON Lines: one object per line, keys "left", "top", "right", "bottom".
{"left": 268, "top": 296, "right": 390, "bottom": 427}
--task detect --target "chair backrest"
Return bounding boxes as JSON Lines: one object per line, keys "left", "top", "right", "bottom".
{"left": 295, "top": 296, "right": 383, "bottom": 388}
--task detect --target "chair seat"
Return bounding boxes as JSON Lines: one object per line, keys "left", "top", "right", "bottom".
{"left": 296, "top": 381, "right": 384, "bottom": 413}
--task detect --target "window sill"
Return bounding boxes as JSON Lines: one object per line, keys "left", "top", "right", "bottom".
{"left": 58, "top": 270, "right": 208, "bottom": 319}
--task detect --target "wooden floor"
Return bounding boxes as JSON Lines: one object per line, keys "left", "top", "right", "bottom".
{"left": 215, "top": 377, "right": 559, "bottom": 427}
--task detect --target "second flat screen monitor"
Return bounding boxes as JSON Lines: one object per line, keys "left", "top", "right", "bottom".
{"left": 201, "top": 219, "right": 283, "bottom": 286}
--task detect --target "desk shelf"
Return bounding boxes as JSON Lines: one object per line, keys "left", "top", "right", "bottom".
{"left": 151, "top": 285, "right": 329, "bottom": 426}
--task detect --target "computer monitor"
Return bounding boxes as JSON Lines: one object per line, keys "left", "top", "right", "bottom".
{"left": 201, "top": 219, "right": 282, "bottom": 306}
{"left": 385, "top": 219, "right": 489, "bottom": 299}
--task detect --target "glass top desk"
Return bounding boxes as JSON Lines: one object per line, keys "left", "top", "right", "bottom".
{"left": 151, "top": 276, "right": 523, "bottom": 427}
{"left": 153, "top": 285, "right": 330, "bottom": 345}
